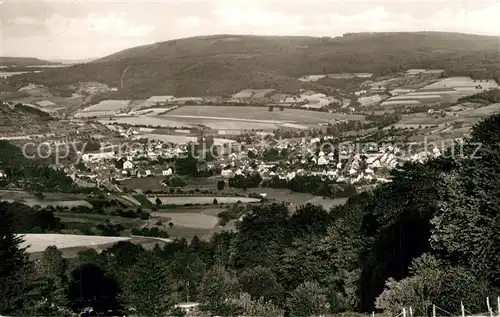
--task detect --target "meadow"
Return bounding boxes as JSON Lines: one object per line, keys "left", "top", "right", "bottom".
{"left": 0, "top": 190, "right": 93, "bottom": 208}
{"left": 128, "top": 107, "right": 176, "bottom": 116}
{"left": 460, "top": 103, "right": 500, "bottom": 117}
{"left": 101, "top": 105, "right": 366, "bottom": 131}
{"left": 100, "top": 117, "right": 195, "bottom": 128}
{"left": 390, "top": 103, "right": 500, "bottom": 130}
{"left": 135, "top": 133, "right": 236, "bottom": 145}
{"left": 75, "top": 110, "right": 117, "bottom": 118}
{"left": 149, "top": 196, "right": 260, "bottom": 205}
{"left": 19, "top": 233, "right": 131, "bottom": 253}
{"left": 240, "top": 187, "right": 348, "bottom": 210}
{"left": 151, "top": 212, "right": 218, "bottom": 229}
{"left": 80, "top": 100, "right": 130, "bottom": 112}
{"left": 164, "top": 105, "right": 366, "bottom": 124}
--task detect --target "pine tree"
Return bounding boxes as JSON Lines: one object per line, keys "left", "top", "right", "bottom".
{"left": 119, "top": 252, "right": 176, "bottom": 316}
{"left": 0, "top": 202, "right": 32, "bottom": 315}
{"left": 29, "top": 246, "right": 70, "bottom": 315}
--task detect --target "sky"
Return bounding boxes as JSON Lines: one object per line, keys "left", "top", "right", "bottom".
{"left": 0, "top": 0, "right": 499, "bottom": 60}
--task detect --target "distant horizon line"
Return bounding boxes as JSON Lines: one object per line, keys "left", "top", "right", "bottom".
{"left": 2, "top": 30, "right": 498, "bottom": 62}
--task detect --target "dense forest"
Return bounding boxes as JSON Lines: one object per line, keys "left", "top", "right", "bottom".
{"left": 1, "top": 112, "right": 500, "bottom": 316}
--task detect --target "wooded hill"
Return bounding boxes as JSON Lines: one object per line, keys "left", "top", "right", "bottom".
{"left": 9, "top": 32, "right": 500, "bottom": 98}
{"left": 0, "top": 56, "right": 61, "bottom": 67}
{"left": 0, "top": 102, "right": 53, "bottom": 135}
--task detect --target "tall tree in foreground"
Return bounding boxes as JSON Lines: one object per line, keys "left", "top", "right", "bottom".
{"left": 286, "top": 281, "right": 330, "bottom": 317}
{"left": 376, "top": 254, "right": 491, "bottom": 315}
{"left": 119, "top": 253, "right": 176, "bottom": 316}
{"left": 238, "top": 265, "right": 285, "bottom": 306}
{"left": 0, "top": 202, "right": 32, "bottom": 315}
{"left": 67, "top": 262, "right": 122, "bottom": 314}
{"left": 198, "top": 265, "right": 241, "bottom": 316}
{"left": 432, "top": 114, "right": 500, "bottom": 286}
{"left": 30, "top": 246, "right": 70, "bottom": 315}
{"left": 235, "top": 292, "right": 284, "bottom": 317}
{"left": 169, "top": 251, "right": 205, "bottom": 303}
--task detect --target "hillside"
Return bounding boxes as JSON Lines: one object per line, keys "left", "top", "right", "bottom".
{"left": 9, "top": 32, "right": 500, "bottom": 98}
{"left": 0, "top": 56, "right": 62, "bottom": 67}
{"left": 0, "top": 102, "right": 53, "bottom": 135}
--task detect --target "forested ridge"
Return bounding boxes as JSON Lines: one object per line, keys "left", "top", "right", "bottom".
{"left": 1, "top": 114, "right": 500, "bottom": 316}
{"left": 9, "top": 32, "right": 500, "bottom": 98}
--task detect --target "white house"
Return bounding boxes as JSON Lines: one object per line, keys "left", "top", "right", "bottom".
{"left": 162, "top": 167, "right": 173, "bottom": 176}
{"left": 123, "top": 161, "right": 133, "bottom": 170}
{"left": 317, "top": 156, "right": 328, "bottom": 166}
{"left": 0, "top": 170, "right": 5, "bottom": 178}
{"left": 221, "top": 169, "right": 234, "bottom": 178}
{"left": 81, "top": 152, "right": 114, "bottom": 163}
{"left": 174, "top": 302, "right": 200, "bottom": 314}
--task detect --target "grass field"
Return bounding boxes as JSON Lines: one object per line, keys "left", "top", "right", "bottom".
{"left": 164, "top": 105, "right": 366, "bottom": 124}
{"left": 237, "top": 187, "right": 348, "bottom": 210}
{"left": 305, "top": 196, "right": 349, "bottom": 210}
{"left": 152, "top": 212, "right": 218, "bottom": 229}
{"left": 81, "top": 100, "right": 130, "bottom": 112}
{"left": 104, "top": 106, "right": 365, "bottom": 131}
{"left": 24, "top": 235, "right": 174, "bottom": 258}
{"left": 5, "top": 199, "right": 92, "bottom": 208}
{"left": 390, "top": 105, "right": 500, "bottom": 130}
{"left": 19, "top": 233, "right": 131, "bottom": 253}
{"left": 150, "top": 196, "right": 260, "bottom": 205}
{"left": 132, "top": 194, "right": 155, "bottom": 208}
{"left": 135, "top": 133, "right": 236, "bottom": 145}
{"left": 0, "top": 190, "right": 93, "bottom": 208}
{"left": 101, "top": 117, "right": 195, "bottom": 128}
{"left": 460, "top": 103, "right": 500, "bottom": 117}
{"left": 55, "top": 212, "right": 141, "bottom": 226}
{"left": 120, "top": 177, "right": 167, "bottom": 191}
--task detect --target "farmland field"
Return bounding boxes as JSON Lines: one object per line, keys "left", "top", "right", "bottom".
{"left": 148, "top": 205, "right": 233, "bottom": 240}
{"left": 19, "top": 233, "right": 131, "bottom": 253}
{"left": 75, "top": 110, "right": 117, "bottom": 118}
{"left": 129, "top": 107, "right": 176, "bottom": 116}
{"left": 120, "top": 177, "right": 167, "bottom": 192}
{"left": 305, "top": 197, "right": 349, "bottom": 210}
{"left": 243, "top": 187, "right": 316, "bottom": 204}
{"left": 103, "top": 106, "right": 365, "bottom": 131}
{"left": 241, "top": 187, "right": 349, "bottom": 210}
{"left": 1, "top": 198, "right": 92, "bottom": 208}
{"left": 81, "top": 100, "right": 130, "bottom": 112}
{"left": 100, "top": 117, "right": 195, "bottom": 128}
{"left": 0, "top": 190, "right": 93, "bottom": 208}
{"left": 152, "top": 212, "right": 218, "bottom": 229}
{"left": 163, "top": 105, "right": 366, "bottom": 123}
{"left": 135, "top": 133, "right": 236, "bottom": 145}
{"left": 459, "top": 103, "right": 500, "bottom": 117}
{"left": 150, "top": 196, "right": 260, "bottom": 205}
